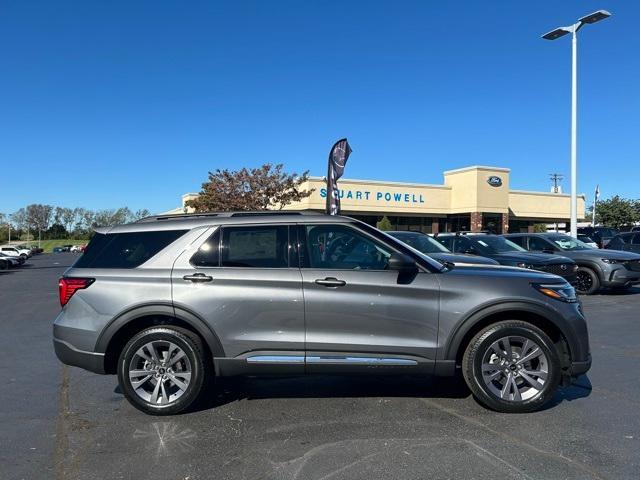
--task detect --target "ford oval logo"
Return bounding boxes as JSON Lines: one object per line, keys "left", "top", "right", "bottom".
{"left": 487, "top": 176, "right": 502, "bottom": 187}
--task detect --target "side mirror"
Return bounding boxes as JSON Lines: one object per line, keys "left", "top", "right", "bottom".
{"left": 464, "top": 248, "right": 476, "bottom": 255}
{"left": 388, "top": 252, "right": 419, "bottom": 274}
{"left": 542, "top": 248, "right": 555, "bottom": 254}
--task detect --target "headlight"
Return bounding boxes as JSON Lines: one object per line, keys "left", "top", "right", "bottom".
{"left": 601, "top": 258, "right": 623, "bottom": 264}
{"left": 517, "top": 262, "right": 534, "bottom": 269}
{"left": 533, "top": 283, "right": 577, "bottom": 303}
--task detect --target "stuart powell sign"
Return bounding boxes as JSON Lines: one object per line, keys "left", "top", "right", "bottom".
{"left": 320, "top": 188, "right": 425, "bottom": 204}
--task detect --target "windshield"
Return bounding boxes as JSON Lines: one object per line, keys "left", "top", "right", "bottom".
{"left": 389, "top": 232, "right": 449, "bottom": 254}
{"left": 548, "top": 234, "right": 589, "bottom": 251}
{"left": 469, "top": 235, "right": 526, "bottom": 254}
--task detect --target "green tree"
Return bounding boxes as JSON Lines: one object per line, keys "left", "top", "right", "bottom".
{"left": 589, "top": 195, "right": 636, "bottom": 228}
{"left": 377, "top": 216, "right": 393, "bottom": 231}
{"left": 186, "top": 163, "right": 313, "bottom": 212}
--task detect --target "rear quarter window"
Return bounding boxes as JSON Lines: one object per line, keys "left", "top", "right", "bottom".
{"left": 74, "top": 230, "right": 187, "bottom": 268}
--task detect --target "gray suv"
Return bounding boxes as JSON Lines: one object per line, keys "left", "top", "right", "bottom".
{"left": 505, "top": 233, "right": 640, "bottom": 295}
{"left": 54, "top": 212, "right": 591, "bottom": 415}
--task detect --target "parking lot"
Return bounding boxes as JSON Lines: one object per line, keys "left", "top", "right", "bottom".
{"left": 2, "top": 252, "right": 639, "bottom": 480}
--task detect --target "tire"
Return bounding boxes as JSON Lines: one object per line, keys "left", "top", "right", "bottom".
{"left": 574, "top": 266, "right": 600, "bottom": 295}
{"left": 462, "top": 321, "right": 561, "bottom": 413}
{"left": 117, "top": 326, "right": 208, "bottom": 415}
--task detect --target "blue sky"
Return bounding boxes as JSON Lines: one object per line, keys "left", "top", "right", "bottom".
{"left": 0, "top": 0, "right": 637, "bottom": 214}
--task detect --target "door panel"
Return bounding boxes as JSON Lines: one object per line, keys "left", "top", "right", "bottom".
{"left": 298, "top": 223, "right": 440, "bottom": 370}
{"left": 171, "top": 225, "right": 305, "bottom": 362}
{"left": 302, "top": 269, "right": 440, "bottom": 358}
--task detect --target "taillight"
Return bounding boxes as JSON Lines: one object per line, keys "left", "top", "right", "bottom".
{"left": 58, "top": 277, "right": 94, "bottom": 307}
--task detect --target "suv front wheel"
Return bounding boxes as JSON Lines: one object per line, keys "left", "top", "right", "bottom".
{"left": 117, "top": 326, "right": 207, "bottom": 415}
{"left": 462, "top": 321, "right": 561, "bottom": 413}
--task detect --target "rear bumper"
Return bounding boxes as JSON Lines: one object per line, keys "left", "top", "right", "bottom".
{"left": 53, "top": 337, "right": 106, "bottom": 374}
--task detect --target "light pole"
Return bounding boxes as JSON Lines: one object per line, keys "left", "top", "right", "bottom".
{"left": 542, "top": 10, "right": 611, "bottom": 237}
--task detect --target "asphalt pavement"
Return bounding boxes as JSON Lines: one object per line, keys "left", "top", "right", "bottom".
{"left": 1, "top": 253, "right": 639, "bottom": 480}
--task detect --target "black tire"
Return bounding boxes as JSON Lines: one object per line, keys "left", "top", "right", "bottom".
{"left": 117, "top": 326, "right": 209, "bottom": 415}
{"left": 462, "top": 321, "right": 561, "bottom": 413}
{"left": 575, "top": 266, "right": 600, "bottom": 295}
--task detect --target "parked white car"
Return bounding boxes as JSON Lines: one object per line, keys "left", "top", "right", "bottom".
{"left": 577, "top": 235, "right": 599, "bottom": 249}
{"left": 70, "top": 245, "right": 83, "bottom": 253}
{"left": 0, "top": 246, "right": 31, "bottom": 259}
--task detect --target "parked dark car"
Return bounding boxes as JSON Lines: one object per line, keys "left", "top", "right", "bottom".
{"left": 434, "top": 232, "right": 577, "bottom": 283}
{"left": 577, "top": 227, "right": 619, "bottom": 248}
{"left": 386, "top": 231, "right": 500, "bottom": 266}
{"left": 606, "top": 232, "right": 640, "bottom": 254}
{"left": 53, "top": 247, "right": 66, "bottom": 253}
{"left": 505, "top": 233, "right": 640, "bottom": 294}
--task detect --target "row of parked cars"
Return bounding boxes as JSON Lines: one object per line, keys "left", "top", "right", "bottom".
{"left": 388, "top": 230, "right": 640, "bottom": 295}
{"left": 0, "top": 244, "right": 43, "bottom": 269}
{"left": 53, "top": 244, "right": 86, "bottom": 253}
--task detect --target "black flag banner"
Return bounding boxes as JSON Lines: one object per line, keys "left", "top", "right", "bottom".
{"left": 325, "top": 138, "right": 352, "bottom": 215}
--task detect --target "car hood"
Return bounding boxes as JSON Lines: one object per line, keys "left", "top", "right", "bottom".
{"left": 561, "top": 248, "right": 640, "bottom": 261}
{"left": 491, "top": 252, "right": 572, "bottom": 265}
{"left": 430, "top": 252, "right": 499, "bottom": 265}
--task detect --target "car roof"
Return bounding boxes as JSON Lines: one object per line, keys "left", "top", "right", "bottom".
{"left": 96, "top": 211, "right": 357, "bottom": 234}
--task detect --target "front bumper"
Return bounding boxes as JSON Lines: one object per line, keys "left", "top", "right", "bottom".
{"left": 603, "top": 267, "right": 640, "bottom": 288}
{"left": 53, "top": 337, "right": 105, "bottom": 374}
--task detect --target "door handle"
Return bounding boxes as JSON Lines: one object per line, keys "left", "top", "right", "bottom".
{"left": 315, "top": 277, "right": 346, "bottom": 287}
{"left": 183, "top": 273, "right": 213, "bottom": 283}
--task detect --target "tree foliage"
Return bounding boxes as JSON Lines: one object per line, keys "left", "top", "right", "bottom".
{"left": 377, "top": 216, "right": 393, "bottom": 231}
{"left": 1, "top": 204, "right": 154, "bottom": 242}
{"left": 185, "top": 164, "right": 313, "bottom": 212}
{"left": 588, "top": 195, "right": 639, "bottom": 229}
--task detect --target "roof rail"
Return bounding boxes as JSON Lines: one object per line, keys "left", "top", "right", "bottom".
{"left": 136, "top": 210, "right": 324, "bottom": 223}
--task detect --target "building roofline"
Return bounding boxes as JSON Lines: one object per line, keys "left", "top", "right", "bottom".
{"left": 307, "top": 176, "right": 451, "bottom": 189}
{"left": 443, "top": 165, "right": 511, "bottom": 175}
{"left": 509, "top": 189, "right": 586, "bottom": 199}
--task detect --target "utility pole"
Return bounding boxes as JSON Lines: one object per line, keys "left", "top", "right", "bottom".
{"left": 549, "top": 173, "right": 564, "bottom": 193}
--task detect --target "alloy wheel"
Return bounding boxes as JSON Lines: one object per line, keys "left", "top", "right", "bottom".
{"left": 481, "top": 336, "right": 549, "bottom": 402}
{"left": 128, "top": 340, "right": 192, "bottom": 406}
{"left": 575, "top": 271, "right": 593, "bottom": 293}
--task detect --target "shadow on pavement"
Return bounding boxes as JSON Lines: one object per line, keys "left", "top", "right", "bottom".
{"left": 112, "top": 373, "right": 592, "bottom": 414}
{"left": 544, "top": 374, "right": 592, "bottom": 410}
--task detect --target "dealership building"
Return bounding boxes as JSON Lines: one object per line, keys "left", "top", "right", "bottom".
{"left": 171, "top": 165, "right": 586, "bottom": 234}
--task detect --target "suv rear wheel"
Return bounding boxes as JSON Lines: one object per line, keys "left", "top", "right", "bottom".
{"left": 462, "top": 321, "right": 561, "bottom": 413}
{"left": 117, "top": 327, "right": 207, "bottom": 415}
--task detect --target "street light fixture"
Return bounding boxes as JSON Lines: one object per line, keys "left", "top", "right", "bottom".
{"left": 541, "top": 10, "right": 611, "bottom": 237}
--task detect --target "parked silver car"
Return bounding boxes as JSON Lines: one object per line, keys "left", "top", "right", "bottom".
{"left": 54, "top": 212, "right": 591, "bottom": 415}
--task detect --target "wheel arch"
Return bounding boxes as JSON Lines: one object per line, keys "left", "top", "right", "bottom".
{"left": 574, "top": 260, "right": 605, "bottom": 280}
{"left": 96, "top": 304, "right": 225, "bottom": 374}
{"left": 446, "top": 302, "right": 573, "bottom": 370}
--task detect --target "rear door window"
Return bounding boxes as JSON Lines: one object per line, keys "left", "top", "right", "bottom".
{"left": 190, "top": 229, "right": 220, "bottom": 267}
{"left": 221, "top": 225, "right": 289, "bottom": 268}
{"left": 74, "top": 230, "right": 187, "bottom": 268}
{"left": 529, "top": 236, "right": 552, "bottom": 251}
